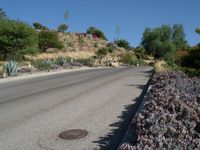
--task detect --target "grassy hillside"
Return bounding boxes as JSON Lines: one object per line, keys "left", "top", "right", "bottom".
{"left": 24, "top": 32, "right": 127, "bottom": 66}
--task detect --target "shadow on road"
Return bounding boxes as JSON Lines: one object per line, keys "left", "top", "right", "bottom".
{"left": 92, "top": 80, "right": 151, "bottom": 150}
{"left": 125, "top": 84, "right": 146, "bottom": 90}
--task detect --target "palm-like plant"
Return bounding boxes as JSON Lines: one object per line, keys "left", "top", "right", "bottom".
{"left": 64, "top": 10, "right": 69, "bottom": 22}
{"left": 0, "top": 8, "right": 6, "bottom": 19}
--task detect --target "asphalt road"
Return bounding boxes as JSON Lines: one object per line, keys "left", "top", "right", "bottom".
{"left": 0, "top": 67, "right": 152, "bottom": 150}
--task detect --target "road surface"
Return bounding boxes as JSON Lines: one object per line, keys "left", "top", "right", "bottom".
{"left": 0, "top": 67, "right": 152, "bottom": 150}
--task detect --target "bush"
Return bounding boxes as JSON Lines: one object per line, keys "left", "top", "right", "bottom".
{"left": 186, "top": 47, "right": 200, "bottom": 69}
{"left": 33, "top": 22, "right": 48, "bottom": 30}
{"left": 121, "top": 52, "right": 137, "bottom": 65}
{"left": 181, "top": 67, "right": 200, "bottom": 77}
{"left": 174, "top": 49, "right": 190, "bottom": 66}
{"left": 153, "top": 60, "right": 169, "bottom": 73}
{"left": 95, "top": 48, "right": 109, "bottom": 58}
{"left": 57, "top": 24, "right": 68, "bottom": 33}
{"left": 87, "top": 26, "right": 107, "bottom": 40}
{"left": 135, "top": 46, "right": 146, "bottom": 59}
{"left": 38, "top": 31, "right": 63, "bottom": 51}
{"left": 93, "top": 42, "right": 98, "bottom": 48}
{"left": 135, "top": 46, "right": 145, "bottom": 54}
{"left": 0, "top": 19, "right": 38, "bottom": 60}
{"left": 55, "top": 57, "right": 68, "bottom": 66}
{"left": 106, "top": 43, "right": 116, "bottom": 53}
{"left": 174, "top": 47, "right": 200, "bottom": 70}
{"left": 137, "top": 58, "right": 146, "bottom": 66}
{"left": 75, "top": 58, "right": 93, "bottom": 67}
{"left": 114, "top": 39, "right": 131, "bottom": 50}
{"left": 32, "top": 60, "right": 53, "bottom": 71}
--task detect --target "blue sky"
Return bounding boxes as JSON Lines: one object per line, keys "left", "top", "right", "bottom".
{"left": 1, "top": 0, "right": 200, "bottom": 46}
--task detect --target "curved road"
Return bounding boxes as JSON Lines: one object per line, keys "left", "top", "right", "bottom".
{"left": 0, "top": 67, "right": 152, "bottom": 150}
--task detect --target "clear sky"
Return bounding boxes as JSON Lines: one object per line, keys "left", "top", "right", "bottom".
{"left": 1, "top": 0, "right": 200, "bottom": 47}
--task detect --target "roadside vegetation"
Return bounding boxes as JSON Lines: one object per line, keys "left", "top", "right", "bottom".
{"left": 0, "top": 8, "right": 199, "bottom": 79}
{"left": 0, "top": 5, "right": 199, "bottom": 150}
{"left": 120, "top": 24, "right": 200, "bottom": 149}
{"left": 0, "top": 8, "right": 148, "bottom": 78}
{"left": 120, "top": 72, "right": 200, "bottom": 149}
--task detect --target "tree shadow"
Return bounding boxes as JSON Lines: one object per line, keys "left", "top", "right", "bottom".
{"left": 138, "top": 69, "right": 153, "bottom": 74}
{"left": 92, "top": 81, "right": 151, "bottom": 150}
{"left": 124, "top": 84, "right": 146, "bottom": 90}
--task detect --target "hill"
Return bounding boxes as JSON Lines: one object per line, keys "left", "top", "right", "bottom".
{"left": 25, "top": 32, "right": 127, "bottom": 67}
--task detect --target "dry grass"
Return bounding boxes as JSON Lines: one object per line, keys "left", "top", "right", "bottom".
{"left": 25, "top": 33, "right": 111, "bottom": 61}
{"left": 25, "top": 51, "right": 95, "bottom": 61}
{"left": 153, "top": 60, "right": 170, "bottom": 73}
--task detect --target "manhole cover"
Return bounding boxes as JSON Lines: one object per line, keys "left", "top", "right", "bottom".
{"left": 59, "top": 129, "right": 88, "bottom": 140}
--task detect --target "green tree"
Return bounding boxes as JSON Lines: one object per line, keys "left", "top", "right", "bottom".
{"left": 33, "top": 22, "right": 48, "bottom": 30}
{"left": 121, "top": 52, "right": 137, "bottom": 65}
{"left": 57, "top": 24, "right": 68, "bottom": 33}
{"left": 195, "top": 28, "right": 200, "bottom": 35}
{"left": 0, "top": 19, "right": 38, "bottom": 60}
{"left": 172, "top": 24, "right": 188, "bottom": 50}
{"left": 0, "top": 8, "right": 6, "bottom": 19}
{"left": 38, "top": 31, "right": 63, "bottom": 51}
{"left": 64, "top": 10, "right": 69, "bottom": 22}
{"left": 114, "top": 39, "right": 131, "bottom": 50}
{"left": 87, "top": 27, "right": 107, "bottom": 40}
{"left": 141, "top": 24, "right": 187, "bottom": 59}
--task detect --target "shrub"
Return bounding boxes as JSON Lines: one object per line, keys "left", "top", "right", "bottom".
{"left": 174, "top": 49, "right": 190, "bottom": 66}
{"left": 181, "top": 67, "right": 200, "bottom": 77}
{"left": 32, "top": 60, "right": 53, "bottom": 71}
{"left": 175, "top": 47, "right": 200, "bottom": 69}
{"left": 153, "top": 60, "right": 169, "bottom": 73}
{"left": 186, "top": 47, "right": 200, "bottom": 69}
{"left": 86, "top": 26, "right": 107, "bottom": 40}
{"left": 0, "top": 19, "right": 38, "bottom": 60}
{"left": 135, "top": 46, "right": 146, "bottom": 59}
{"left": 57, "top": 24, "right": 68, "bottom": 33}
{"left": 121, "top": 52, "right": 137, "bottom": 65}
{"left": 38, "top": 30, "right": 63, "bottom": 51}
{"left": 137, "top": 58, "right": 146, "bottom": 66}
{"left": 114, "top": 39, "right": 131, "bottom": 50}
{"left": 135, "top": 46, "right": 145, "bottom": 54}
{"left": 106, "top": 43, "right": 116, "bottom": 53}
{"left": 33, "top": 22, "right": 48, "bottom": 30}
{"left": 75, "top": 58, "right": 93, "bottom": 67}
{"left": 93, "top": 42, "right": 98, "bottom": 48}
{"left": 95, "top": 48, "right": 109, "bottom": 58}
{"left": 55, "top": 57, "right": 68, "bottom": 66}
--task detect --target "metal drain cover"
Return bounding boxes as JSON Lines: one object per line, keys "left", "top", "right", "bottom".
{"left": 59, "top": 129, "right": 88, "bottom": 140}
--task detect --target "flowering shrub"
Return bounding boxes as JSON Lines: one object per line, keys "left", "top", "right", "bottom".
{"left": 121, "top": 72, "right": 200, "bottom": 150}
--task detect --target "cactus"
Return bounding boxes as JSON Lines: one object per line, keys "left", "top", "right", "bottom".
{"left": 3, "top": 60, "right": 19, "bottom": 76}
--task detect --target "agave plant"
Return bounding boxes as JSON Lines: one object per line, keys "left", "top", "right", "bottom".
{"left": 3, "top": 60, "right": 19, "bottom": 76}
